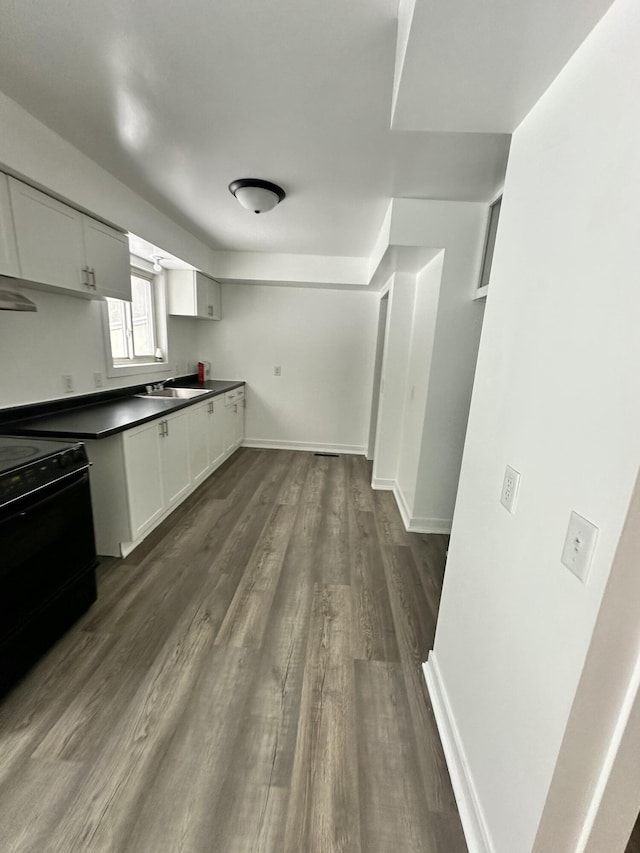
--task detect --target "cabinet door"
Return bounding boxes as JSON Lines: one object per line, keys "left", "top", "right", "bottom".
{"left": 188, "top": 402, "right": 210, "bottom": 486}
{"left": 195, "top": 273, "right": 221, "bottom": 320}
{"left": 82, "top": 216, "right": 131, "bottom": 301}
{"left": 222, "top": 404, "right": 236, "bottom": 454}
{"left": 208, "top": 399, "right": 226, "bottom": 469}
{"left": 209, "top": 279, "right": 221, "bottom": 320}
{"left": 162, "top": 410, "right": 191, "bottom": 506}
{"left": 234, "top": 400, "right": 245, "bottom": 449}
{"left": 9, "top": 178, "right": 86, "bottom": 293}
{"left": 195, "top": 273, "right": 210, "bottom": 319}
{"left": 122, "top": 420, "right": 165, "bottom": 539}
{"left": 0, "top": 173, "right": 20, "bottom": 277}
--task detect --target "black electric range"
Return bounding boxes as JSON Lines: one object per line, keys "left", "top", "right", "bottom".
{"left": 0, "top": 435, "right": 98, "bottom": 696}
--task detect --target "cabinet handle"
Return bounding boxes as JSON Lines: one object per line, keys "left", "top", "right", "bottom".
{"left": 165, "top": 419, "right": 169, "bottom": 437}
{"left": 158, "top": 421, "right": 164, "bottom": 438}
{"left": 89, "top": 268, "right": 97, "bottom": 289}
{"left": 208, "top": 305, "right": 213, "bottom": 316}
{"left": 82, "top": 265, "right": 90, "bottom": 287}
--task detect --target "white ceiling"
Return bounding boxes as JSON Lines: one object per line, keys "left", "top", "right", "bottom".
{"left": 0, "top": 0, "right": 613, "bottom": 265}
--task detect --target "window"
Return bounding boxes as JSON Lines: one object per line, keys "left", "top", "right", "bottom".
{"left": 107, "top": 273, "right": 157, "bottom": 363}
{"left": 103, "top": 267, "right": 168, "bottom": 376}
{"left": 478, "top": 194, "right": 502, "bottom": 293}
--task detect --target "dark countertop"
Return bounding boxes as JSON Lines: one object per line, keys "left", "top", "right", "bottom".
{"left": 3, "top": 380, "right": 245, "bottom": 440}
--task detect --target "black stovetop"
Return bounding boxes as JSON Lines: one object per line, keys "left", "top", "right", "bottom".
{"left": 0, "top": 435, "right": 80, "bottom": 476}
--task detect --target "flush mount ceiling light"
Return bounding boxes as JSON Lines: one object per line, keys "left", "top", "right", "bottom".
{"left": 151, "top": 255, "right": 165, "bottom": 272}
{"left": 228, "top": 178, "right": 286, "bottom": 214}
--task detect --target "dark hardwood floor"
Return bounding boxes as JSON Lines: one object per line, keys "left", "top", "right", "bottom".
{"left": 0, "top": 448, "right": 466, "bottom": 852}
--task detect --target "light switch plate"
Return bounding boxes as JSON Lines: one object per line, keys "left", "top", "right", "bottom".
{"left": 561, "top": 511, "right": 598, "bottom": 583}
{"left": 500, "top": 465, "right": 521, "bottom": 513}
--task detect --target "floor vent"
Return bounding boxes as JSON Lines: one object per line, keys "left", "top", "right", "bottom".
{"left": 314, "top": 452, "right": 340, "bottom": 457}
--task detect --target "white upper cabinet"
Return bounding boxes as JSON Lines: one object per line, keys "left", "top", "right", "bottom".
{"left": 167, "top": 269, "right": 221, "bottom": 320}
{"left": 7, "top": 176, "right": 131, "bottom": 301}
{"left": 81, "top": 216, "right": 131, "bottom": 301}
{"left": 9, "top": 178, "right": 86, "bottom": 293}
{"left": 0, "top": 173, "right": 20, "bottom": 278}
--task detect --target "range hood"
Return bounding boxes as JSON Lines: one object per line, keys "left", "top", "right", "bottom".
{"left": 0, "top": 288, "right": 37, "bottom": 312}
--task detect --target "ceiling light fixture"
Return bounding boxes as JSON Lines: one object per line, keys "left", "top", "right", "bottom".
{"left": 151, "top": 255, "right": 164, "bottom": 272}
{"left": 228, "top": 178, "right": 286, "bottom": 214}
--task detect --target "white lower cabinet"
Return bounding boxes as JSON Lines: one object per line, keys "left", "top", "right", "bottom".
{"left": 122, "top": 419, "right": 165, "bottom": 539}
{"left": 224, "top": 387, "right": 245, "bottom": 453}
{"left": 87, "top": 388, "right": 243, "bottom": 557}
{"left": 189, "top": 397, "right": 226, "bottom": 487}
{"left": 188, "top": 402, "right": 210, "bottom": 487}
{"left": 122, "top": 407, "right": 190, "bottom": 540}
{"left": 206, "top": 398, "right": 226, "bottom": 469}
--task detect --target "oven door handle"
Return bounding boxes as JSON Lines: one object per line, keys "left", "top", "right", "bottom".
{"left": 0, "top": 467, "right": 90, "bottom": 516}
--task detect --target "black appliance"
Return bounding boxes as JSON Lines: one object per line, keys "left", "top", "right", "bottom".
{"left": 0, "top": 436, "right": 98, "bottom": 696}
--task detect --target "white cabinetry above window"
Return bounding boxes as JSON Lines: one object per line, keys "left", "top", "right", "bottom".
{"left": 167, "top": 269, "right": 221, "bottom": 320}
{"left": 6, "top": 176, "right": 131, "bottom": 301}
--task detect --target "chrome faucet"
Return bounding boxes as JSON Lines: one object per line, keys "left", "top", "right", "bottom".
{"left": 152, "top": 377, "right": 175, "bottom": 391}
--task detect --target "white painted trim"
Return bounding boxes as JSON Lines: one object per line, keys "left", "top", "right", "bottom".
{"left": 407, "top": 517, "right": 452, "bottom": 534}
{"left": 577, "top": 647, "right": 640, "bottom": 851}
{"left": 242, "top": 439, "right": 366, "bottom": 456}
{"left": 474, "top": 284, "right": 489, "bottom": 300}
{"left": 371, "top": 476, "right": 395, "bottom": 490}
{"left": 394, "top": 484, "right": 412, "bottom": 529}
{"left": 424, "top": 653, "right": 495, "bottom": 853}
{"left": 392, "top": 484, "right": 452, "bottom": 533}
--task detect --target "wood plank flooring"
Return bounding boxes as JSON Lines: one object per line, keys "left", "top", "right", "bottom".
{"left": 0, "top": 448, "right": 466, "bottom": 853}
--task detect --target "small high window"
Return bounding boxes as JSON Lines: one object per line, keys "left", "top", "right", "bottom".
{"left": 478, "top": 195, "right": 502, "bottom": 291}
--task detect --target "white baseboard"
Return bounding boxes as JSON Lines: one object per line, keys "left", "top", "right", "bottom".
{"left": 242, "top": 439, "right": 366, "bottom": 456}
{"left": 372, "top": 477, "right": 395, "bottom": 490}
{"left": 423, "top": 653, "right": 494, "bottom": 853}
{"left": 393, "top": 485, "right": 452, "bottom": 534}
{"left": 393, "top": 484, "right": 412, "bottom": 528}
{"left": 407, "top": 517, "right": 452, "bottom": 534}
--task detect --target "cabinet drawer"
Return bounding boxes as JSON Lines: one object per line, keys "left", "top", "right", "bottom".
{"left": 224, "top": 387, "right": 245, "bottom": 406}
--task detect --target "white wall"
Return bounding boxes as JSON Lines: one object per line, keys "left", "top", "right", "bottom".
{"left": 430, "top": 1, "right": 640, "bottom": 850}
{"left": 396, "top": 253, "right": 442, "bottom": 512}
{"left": 196, "top": 283, "right": 378, "bottom": 453}
{"left": 389, "top": 199, "right": 487, "bottom": 529}
{"left": 0, "top": 282, "right": 198, "bottom": 407}
{"left": 372, "top": 272, "right": 415, "bottom": 484}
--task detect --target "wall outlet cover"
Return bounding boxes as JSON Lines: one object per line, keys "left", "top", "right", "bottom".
{"left": 500, "top": 465, "right": 521, "bottom": 513}
{"left": 561, "top": 511, "right": 598, "bottom": 583}
{"left": 62, "top": 374, "right": 74, "bottom": 393}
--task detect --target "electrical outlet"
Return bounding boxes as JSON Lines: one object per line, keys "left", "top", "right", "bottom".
{"left": 93, "top": 371, "right": 103, "bottom": 388}
{"left": 62, "top": 374, "right": 74, "bottom": 393}
{"left": 500, "top": 465, "right": 520, "bottom": 513}
{"left": 274, "top": 366, "right": 281, "bottom": 376}
{"left": 561, "top": 511, "right": 598, "bottom": 582}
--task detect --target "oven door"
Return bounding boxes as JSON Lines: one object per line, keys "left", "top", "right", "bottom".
{"left": 0, "top": 466, "right": 97, "bottom": 645}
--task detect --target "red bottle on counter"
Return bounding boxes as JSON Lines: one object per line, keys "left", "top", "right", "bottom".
{"left": 197, "top": 362, "right": 205, "bottom": 383}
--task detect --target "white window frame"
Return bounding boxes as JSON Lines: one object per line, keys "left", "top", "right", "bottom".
{"left": 475, "top": 186, "right": 503, "bottom": 300}
{"left": 101, "top": 259, "right": 169, "bottom": 378}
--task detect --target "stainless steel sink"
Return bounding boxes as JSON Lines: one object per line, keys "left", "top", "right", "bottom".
{"left": 136, "top": 387, "right": 210, "bottom": 399}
